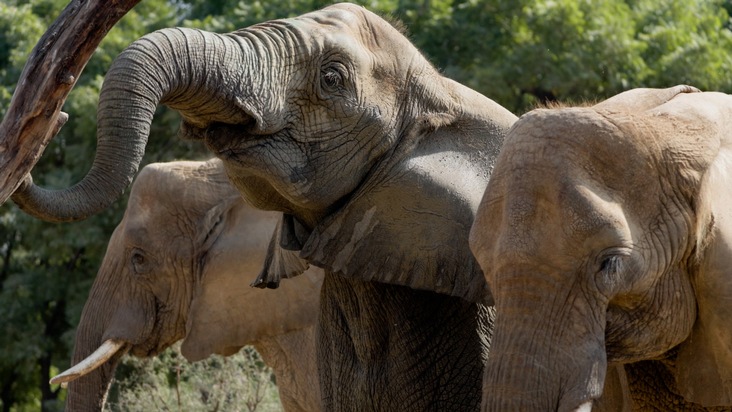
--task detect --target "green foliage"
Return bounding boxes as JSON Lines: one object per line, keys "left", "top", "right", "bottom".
{"left": 633, "top": 0, "right": 732, "bottom": 91}
{"left": 1, "top": 0, "right": 732, "bottom": 410}
{"left": 0, "top": 2, "right": 46, "bottom": 111}
{"left": 106, "top": 345, "right": 281, "bottom": 412}
{"left": 408, "top": 0, "right": 732, "bottom": 112}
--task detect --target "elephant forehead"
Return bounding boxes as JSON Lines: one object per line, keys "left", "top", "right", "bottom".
{"left": 294, "top": 4, "right": 401, "bottom": 53}
{"left": 121, "top": 204, "right": 186, "bottom": 245}
{"left": 300, "top": 3, "right": 363, "bottom": 28}
{"left": 508, "top": 108, "right": 639, "bottom": 158}
{"left": 485, "top": 111, "right": 656, "bottom": 260}
{"left": 504, "top": 108, "right": 659, "bottom": 197}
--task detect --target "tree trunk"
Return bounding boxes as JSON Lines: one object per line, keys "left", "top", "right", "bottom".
{"left": 41, "top": 297, "right": 67, "bottom": 411}
{"left": 0, "top": 0, "right": 140, "bottom": 204}
{"left": 1, "top": 371, "right": 17, "bottom": 412}
{"left": 39, "top": 354, "right": 56, "bottom": 412}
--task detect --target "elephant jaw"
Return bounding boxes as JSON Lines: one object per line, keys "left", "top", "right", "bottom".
{"left": 50, "top": 339, "right": 129, "bottom": 387}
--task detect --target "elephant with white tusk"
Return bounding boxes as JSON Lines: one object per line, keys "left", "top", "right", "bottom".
{"left": 12, "top": 3, "right": 519, "bottom": 409}
{"left": 54, "top": 158, "right": 323, "bottom": 411}
{"left": 471, "top": 85, "right": 732, "bottom": 411}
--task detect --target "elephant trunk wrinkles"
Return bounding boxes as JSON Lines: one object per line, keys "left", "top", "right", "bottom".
{"left": 12, "top": 28, "right": 264, "bottom": 222}
{"left": 65, "top": 305, "right": 128, "bottom": 411}
{"left": 65, "top": 256, "right": 147, "bottom": 410}
{"left": 483, "top": 285, "right": 607, "bottom": 412}
{"left": 64, "top": 351, "right": 125, "bottom": 412}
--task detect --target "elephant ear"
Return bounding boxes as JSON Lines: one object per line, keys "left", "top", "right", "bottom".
{"left": 298, "top": 119, "right": 500, "bottom": 304}
{"left": 592, "top": 84, "right": 700, "bottom": 113}
{"left": 193, "top": 195, "right": 242, "bottom": 251}
{"left": 665, "top": 92, "right": 732, "bottom": 407}
{"left": 182, "top": 201, "right": 322, "bottom": 362}
{"left": 250, "top": 214, "right": 310, "bottom": 289}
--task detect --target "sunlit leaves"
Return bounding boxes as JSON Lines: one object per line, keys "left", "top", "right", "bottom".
{"left": 398, "top": 0, "right": 732, "bottom": 112}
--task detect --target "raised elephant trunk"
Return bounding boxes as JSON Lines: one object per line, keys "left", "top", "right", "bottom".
{"left": 482, "top": 276, "right": 607, "bottom": 412}
{"left": 11, "top": 27, "right": 271, "bottom": 222}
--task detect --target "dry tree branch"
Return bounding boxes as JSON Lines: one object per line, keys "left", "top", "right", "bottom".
{"left": 0, "top": 0, "right": 141, "bottom": 204}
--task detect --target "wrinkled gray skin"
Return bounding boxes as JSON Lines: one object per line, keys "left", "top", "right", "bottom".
{"left": 470, "top": 86, "right": 732, "bottom": 411}
{"left": 66, "top": 159, "right": 322, "bottom": 411}
{"left": 12, "top": 3, "right": 518, "bottom": 410}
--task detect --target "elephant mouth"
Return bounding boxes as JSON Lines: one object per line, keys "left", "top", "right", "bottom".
{"left": 126, "top": 327, "right": 185, "bottom": 358}
{"left": 202, "top": 121, "right": 278, "bottom": 156}
{"left": 129, "top": 340, "right": 170, "bottom": 358}
{"left": 209, "top": 146, "right": 243, "bottom": 162}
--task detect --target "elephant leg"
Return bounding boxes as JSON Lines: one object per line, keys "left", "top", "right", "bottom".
{"left": 625, "top": 358, "right": 730, "bottom": 411}
{"left": 317, "top": 273, "right": 490, "bottom": 411}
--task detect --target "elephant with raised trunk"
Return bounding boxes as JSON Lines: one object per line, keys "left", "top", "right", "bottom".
{"left": 54, "top": 158, "right": 322, "bottom": 411}
{"left": 470, "top": 85, "right": 732, "bottom": 410}
{"left": 12, "top": 3, "right": 517, "bottom": 410}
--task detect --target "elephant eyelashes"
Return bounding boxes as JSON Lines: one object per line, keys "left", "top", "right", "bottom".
{"left": 320, "top": 63, "right": 347, "bottom": 91}
{"left": 600, "top": 255, "right": 624, "bottom": 273}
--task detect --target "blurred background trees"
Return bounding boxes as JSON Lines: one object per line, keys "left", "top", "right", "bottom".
{"left": 0, "top": 0, "right": 730, "bottom": 410}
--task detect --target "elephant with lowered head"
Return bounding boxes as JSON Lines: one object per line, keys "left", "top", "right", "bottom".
{"left": 12, "top": 3, "right": 517, "bottom": 409}
{"left": 470, "top": 85, "right": 732, "bottom": 410}
{"left": 52, "top": 158, "right": 322, "bottom": 411}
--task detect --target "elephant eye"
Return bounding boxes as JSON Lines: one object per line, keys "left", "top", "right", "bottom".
{"left": 321, "top": 63, "right": 346, "bottom": 91}
{"left": 599, "top": 256, "right": 616, "bottom": 273}
{"left": 597, "top": 255, "right": 625, "bottom": 289}
{"left": 130, "top": 249, "right": 149, "bottom": 275}
{"left": 599, "top": 255, "right": 623, "bottom": 274}
{"left": 596, "top": 248, "right": 638, "bottom": 294}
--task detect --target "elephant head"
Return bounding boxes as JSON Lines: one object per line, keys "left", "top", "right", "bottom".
{"left": 470, "top": 85, "right": 732, "bottom": 410}
{"left": 13, "top": 2, "right": 518, "bottom": 408}
{"left": 13, "top": 2, "right": 516, "bottom": 300}
{"left": 52, "top": 158, "right": 323, "bottom": 411}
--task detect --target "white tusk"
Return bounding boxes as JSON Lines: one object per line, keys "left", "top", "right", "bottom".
{"left": 574, "top": 401, "right": 593, "bottom": 412}
{"left": 50, "top": 339, "right": 127, "bottom": 386}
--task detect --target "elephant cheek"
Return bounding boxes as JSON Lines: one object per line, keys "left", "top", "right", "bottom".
{"left": 605, "top": 270, "right": 697, "bottom": 362}
{"left": 101, "top": 293, "right": 158, "bottom": 355}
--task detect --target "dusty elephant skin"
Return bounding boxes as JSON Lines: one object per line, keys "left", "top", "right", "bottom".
{"left": 470, "top": 85, "right": 732, "bottom": 411}
{"left": 12, "top": 3, "right": 518, "bottom": 410}
{"left": 57, "top": 159, "right": 323, "bottom": 411}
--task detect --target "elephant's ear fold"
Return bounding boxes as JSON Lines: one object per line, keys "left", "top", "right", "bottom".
{"left": 184, "top": 206, "right": 305, "bottom": 362}
{"left": 194, "top": 195, "right": 241, "bottom": 252}
{"left": 674, "top": 93, "right": 732, "bottom": 407}
{"left": 298, "top": 129, "right": 493, "bottom": 304}
{"left": 592, "top": 85, "right": 700, "bottom": 113}
{"left": 250, "top": 214, "right": 310, "bottom": 289}
{"left": 675, "top": 209, "right": 732, "bottom": 406}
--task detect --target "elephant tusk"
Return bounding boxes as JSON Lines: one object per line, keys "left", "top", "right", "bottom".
{"left": 50, "top": 339, "right": 128, "bottom": 386}
{"left": 574, "top": 401, "right": 593, "bottom": 412}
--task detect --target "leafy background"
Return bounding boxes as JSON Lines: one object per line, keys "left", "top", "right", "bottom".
{"left": 1, "top": 0, "right": 731, "bottom": 410}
